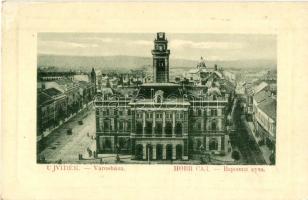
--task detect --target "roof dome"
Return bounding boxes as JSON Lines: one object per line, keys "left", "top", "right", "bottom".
{"left": 197, "top": 56, "right": 207, "bottom": 69}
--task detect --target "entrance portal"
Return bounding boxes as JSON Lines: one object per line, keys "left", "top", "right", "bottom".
{"left": 166, "top": 144, "right": 173, "bottom": 160}
{"left": 209, "top": 139, "right": 218, "bottom": 151}
{"left": 156, "top": 144, "right": 163, "bottom": 160}
{"left": 176, "top": 145, "right": 183, "bottom": 160}
{"left": 135, "top": 144, "right": 143, "bottom": 160}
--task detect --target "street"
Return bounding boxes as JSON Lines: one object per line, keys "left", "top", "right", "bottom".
{"left": 230, "top": 97, "right": 266, "bottom": 165}
{"left": 38, "top": 106, "right": 96, "bottom": 163}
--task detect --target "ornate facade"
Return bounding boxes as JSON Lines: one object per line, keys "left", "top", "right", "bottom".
{"left": 95, "top": 33, "right": 234, "bottom": 161}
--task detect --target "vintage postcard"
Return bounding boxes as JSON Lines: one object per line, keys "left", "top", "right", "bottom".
{"left": 36, "top": 32, "right": 276, "bottom": 165}
{"left": 2, "top": 2, "right": 308, "bottom": 200}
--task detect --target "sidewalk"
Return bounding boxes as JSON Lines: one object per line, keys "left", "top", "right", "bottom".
{"left": 37, "top": 101, "right": 93, "bottom": 142}
{"left": 244, "top": 120, "right": 272, "bottom": 164}
{"left": 81, "top": 134, "right": 97, "bottom": 159}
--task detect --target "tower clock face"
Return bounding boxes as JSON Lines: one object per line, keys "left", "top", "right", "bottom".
{"left": 159, "top": 45, "right": 163, "bottom": 51}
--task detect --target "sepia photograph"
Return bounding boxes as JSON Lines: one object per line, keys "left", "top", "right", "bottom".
{"left": 36, "top": 32, "right": 277, "bottom": 165}
{"left": 4, "top": 2, "right": 308, "bottom": 200}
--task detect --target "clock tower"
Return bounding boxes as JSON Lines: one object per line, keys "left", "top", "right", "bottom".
{"left": 152, "top": 32, "right": 171, "bottom": 83}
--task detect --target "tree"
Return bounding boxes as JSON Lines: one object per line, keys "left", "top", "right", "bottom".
{"left": 231, "top": 150, "right": 240, "bottom": 161}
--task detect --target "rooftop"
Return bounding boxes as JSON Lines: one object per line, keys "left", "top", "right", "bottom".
{"left": 136, "top": 83, "right": 183, "bottom": 99}
{"left": 254, "top": 82, "right": 268, "bottom": 95}
{"left": 254, "top": 90, "right": 270, "bottom": 103}
{"left": 258, "top": 97, "right": 276, "bottom": 120}
{"left": 37, "top": 91, "right": 54, "bottom": 106}
{"left": 44, "top": 88, "right": 63, "bottom": 97}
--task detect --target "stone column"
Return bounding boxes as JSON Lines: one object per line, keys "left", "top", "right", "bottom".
{"left": 172, "top": 112, "right": 175, "bottom": 137}
{"left": 142, "top": 112, "right": 146, "bottom": 137}
{"left": 153, "top": 112, "right": 156, "bottom": 137}
{"left": 162, "top": 144, "right": 166, "bottom": 160}
{"left": 142, "top": 144, "right": 146, "bottom": 160}
{"left": 218, "top": 137, "right": 222, "bottom": 151}
{"left": 172, "top": 145, "right": 176, "bottom": 160}
{"left": 201, "top": 109, "right": 204, "bottom": 132}
{"left": 218, "top": 108, "right": 222, "bottom": 116}
{"left": 111, "top": 118, "right": 114, "bottom": 131}
{"left": 152, "top": 145, "right": 157, "bottom": 160}
{"left": 162, "top": 112, "right": 166, "bottom": 137}
{"left": 206, "top": 137, "right": 209, "bottom": 151}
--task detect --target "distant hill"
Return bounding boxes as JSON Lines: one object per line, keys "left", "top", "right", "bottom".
{"left": 37, "top": 54, "right": 276, "bottom": 72}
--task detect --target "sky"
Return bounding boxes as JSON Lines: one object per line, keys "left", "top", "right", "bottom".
{"left": 38, "top": 33, "right": 276, "bottom": 61}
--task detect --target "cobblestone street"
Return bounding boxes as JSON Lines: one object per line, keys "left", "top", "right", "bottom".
{"left": 38, "top": 106, "right": 96, "bottom": 163}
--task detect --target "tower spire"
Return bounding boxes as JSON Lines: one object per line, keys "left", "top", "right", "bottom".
{"left": 151, "top": 32, "right": 171, "bottom": 83}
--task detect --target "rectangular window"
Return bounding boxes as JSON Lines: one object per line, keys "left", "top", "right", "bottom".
{"left": 127, "top": 122, "right": 131, "bottom": 130}
{"left": 198, "top": 123, "right": 202, "bottom": 130}
{"left": 211, "top": 109, "right": 217, "bottom": 116}
{"left": 104, "top": 121, "right": 109, "bottom": 131}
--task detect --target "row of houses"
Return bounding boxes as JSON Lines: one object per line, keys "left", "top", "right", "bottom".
{"left": 37, "top": 77, "right": 95, "bottom": 140}
{"left": 244, "top": 80, "right": 277, "bottom": 162}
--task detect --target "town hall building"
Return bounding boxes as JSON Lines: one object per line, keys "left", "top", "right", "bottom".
{"left": 94, "top": 32, "right": 235, "bottom": 161}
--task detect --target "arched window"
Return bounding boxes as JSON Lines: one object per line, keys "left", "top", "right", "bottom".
{"left": 209, "top": 139, "right": 218, "bottom": 150}
{"left": 127, "top": 121, "right": 131, "bottom": 131}
{"left": 196, "top": 140, "right": 202, "bottom": 150}
{"left": 155, "top": 122, "right": 162, "bottom": 136}
{"left": 104, "top": 121, "right": 109, "bottom": 132}
{"left": 136, "top": 122, "right": 143, "bottom": 135}
{"left": 175, "top": 123, "right": 182, "bottom": 136}
{"left": 146, "top": 121, "right": 152, "bottom": 135}
{"left": 104, "top": 138, "right": 112, "bottom": 149}
{"left": 212, "top": 121, "right": 216, "bottom": 131}
{"left": 165, "top": 122, "right": 172, "bottom": 137}
{"left": 157, "top": 95, "right": 162, "bottom": 103}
